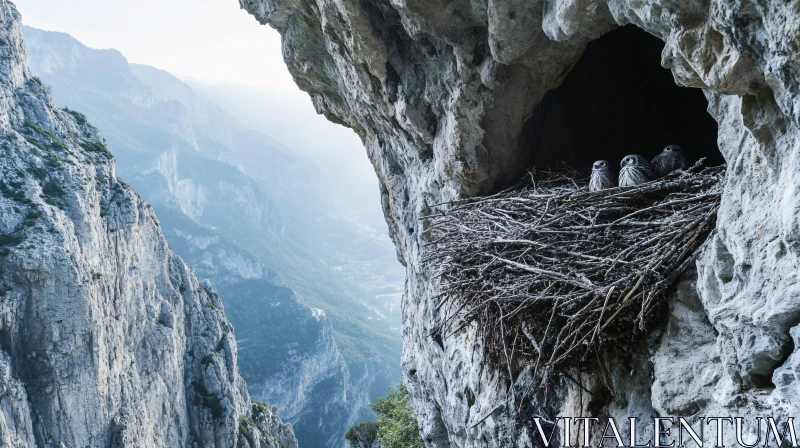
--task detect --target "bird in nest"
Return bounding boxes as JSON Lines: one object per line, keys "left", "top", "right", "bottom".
{"left": 618, "top": 154, "right": 653, "bottom": 187}
{"left": 589, "top": 160, "right": 615, "bottom": 192}
{"left": 651, "top": 144, "right": 688, "bottom": 177}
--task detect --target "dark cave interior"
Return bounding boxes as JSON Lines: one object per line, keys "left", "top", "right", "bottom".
{"left": 518, "top": 25, "right": 724, "bottom": 177}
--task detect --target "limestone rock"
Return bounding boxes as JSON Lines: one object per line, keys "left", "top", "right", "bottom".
{"left": 240, "top": 0, "right": 800, "bottom": 445}
{"left": 0, "top": 1, "right": 296, "bottom": 446}
{"left": 21, "top": 25, "right": 389, "bottom": 447}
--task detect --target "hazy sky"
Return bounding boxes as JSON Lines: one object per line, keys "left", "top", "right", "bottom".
{"left": 14, "top": 0, "right": 386, "bottom": 227}
{"left": 14, "top": 0, "right": 297, "bottom": 90}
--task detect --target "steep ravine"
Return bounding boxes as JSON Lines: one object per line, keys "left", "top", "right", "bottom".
{"left": 21, "top": 26, "right": 399, "bottom": 447}
{"left": 0, "top": 1, "right": 296, "bottom": 446}
{"left": 240, "top": 0, "right": 800, "bottom": 446}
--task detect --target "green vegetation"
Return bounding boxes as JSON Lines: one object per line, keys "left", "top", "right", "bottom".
{"left": 251, "top": 401, "right": 268, "bottom": 421}
{"left": 346, "top": 385, "right": 424, "bottom": 448}
{"left": 215, "top": 339, "right": 226, "bottom": 352}
{"left": 23, "top": 119, "right": 68, "bottom": 152}
{"left": 45, "top": 152, "right": 61, "bottom": 168}
{"left": 0, "top": 180, "right": 31, "bottom": 204}
{"left": 41, "top": 180, "right": 65, "bottom": 209}
{"left": 23, "top": 210, "right": 40, "bottom": 228}
{"left": 345, "top": 421, "right": 379, "bottom": 448}
{"left": 28, "top": 77, "right": 52, "bottom": 95}
{"left": 192, "top": 381, "right": 224, "bottom": 420}
{"left": 0, "top": 227, "right": 25, "bottom": 258}
{"left": 26, "top": 166, "right": 47, "bottom": 181}
{"left": 63, "top": 107, "right": 88, "bottom": 125}
{"left": 80, "top": 140, "right": 113, "bottom": 158}
{"left": 42, "top": 181, "right": 64, "bottom": 198}
{"left": 0, "top": 233, "right": 25, "bottom": 247}
{"left": 51, "top": 139, "right": 68, "bottom": 152}
{"left": 238, "top": 416, "right": 256, "bottom": 435}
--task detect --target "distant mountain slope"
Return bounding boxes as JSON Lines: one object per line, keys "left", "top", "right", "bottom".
{"left": 0, "top": 1, "right": 296, "bottom": 446}
{"left": 22, "top": 25, "right": 402, "bottom": 447}
{"left": 183, "top": 80, "right": 387, "bottom": 230}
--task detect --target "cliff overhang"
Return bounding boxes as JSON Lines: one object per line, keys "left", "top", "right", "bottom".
{"left": 240, "top": 0, "right": 800, "bottom": 446}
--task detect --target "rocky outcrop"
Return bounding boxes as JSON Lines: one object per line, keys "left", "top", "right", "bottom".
{"left": 23, "top": 25, "right": 401, "bottom": 447}
{"left": 240, "top": 0, "right": 800, "bottom": 446}
{"left": 0, "top": 1, "right": 296, "bottom": 446}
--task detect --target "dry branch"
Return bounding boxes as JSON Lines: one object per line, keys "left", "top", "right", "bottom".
{"left": 423, "top": 161, "right": 723, "bottom": 386}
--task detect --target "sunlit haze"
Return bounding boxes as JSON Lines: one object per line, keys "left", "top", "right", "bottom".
{"left": 15, "top": 0, "right": 296, "bottom": 90}
{"left": 15, "top": 0, "right": 385, "bottom": 228}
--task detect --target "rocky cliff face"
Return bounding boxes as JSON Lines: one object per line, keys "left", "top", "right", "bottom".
{"left": 164, "top": 219, "right": 362, "bottom": 448}
{"left": 0, "top": 2, "right": 296, "bottom": 446}
{"left": 240, "top": 0, "right": 800, "bottom": 445}
{"left": 22, "top": 26, "right": 402, "bottom": 447}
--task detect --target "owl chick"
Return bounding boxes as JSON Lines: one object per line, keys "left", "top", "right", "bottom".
{"left": 619, "top": 154, "right": 653, "bottom": 187}
{"left": 589, "top": 160, "right": 615, "bottom": 192}
{"left": 651, "top": 144, "right": 688, "bottom": 177}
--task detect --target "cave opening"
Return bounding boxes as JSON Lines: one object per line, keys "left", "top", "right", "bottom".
{"left": 518, "top": 25, "right": 723, "bottom": 177}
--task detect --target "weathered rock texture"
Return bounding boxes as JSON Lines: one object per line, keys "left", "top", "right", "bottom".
{"left": 0, "top": 1, "right": 297, "bottom": 446}
{"left": 240, "top": 0, "right": 800, "bottom": 446}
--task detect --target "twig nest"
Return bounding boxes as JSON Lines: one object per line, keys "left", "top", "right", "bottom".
{"left": 424, "top": 161, "right": 723, "bottom": 386}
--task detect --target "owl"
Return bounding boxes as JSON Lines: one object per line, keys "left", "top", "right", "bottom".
{"left": 619, "top": 154, "right": 653, "bottom": 187}
{"left": 589, "top": 160, "right": 615, "bottom": 192}
{"left": 651, "top": 144, "right": 688, "bottom": 177}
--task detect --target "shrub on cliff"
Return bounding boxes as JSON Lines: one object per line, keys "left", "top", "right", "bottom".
{"left": 346, "top": 384, "right": 425, "bottom": 448}
{"left": 345, "top": 421, "right": 379, "bottom": 448}
{"left": 372, "top": 385, "right": 425, "bottom": 448}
